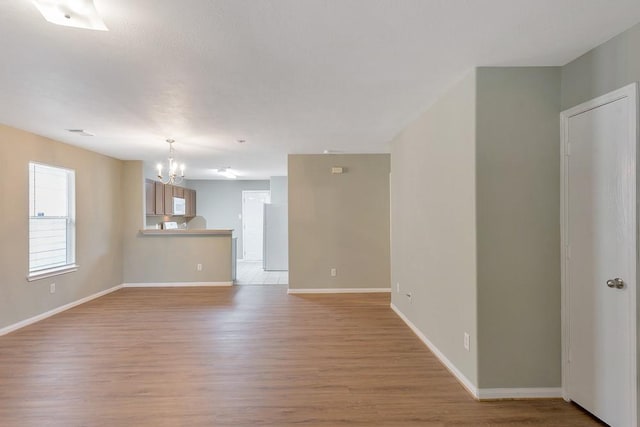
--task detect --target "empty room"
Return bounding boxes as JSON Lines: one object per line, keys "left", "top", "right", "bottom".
{"left": 2, "top": 1, "right": 640, "bottom": 426}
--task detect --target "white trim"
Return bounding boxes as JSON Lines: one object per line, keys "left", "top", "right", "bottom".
{"left": 390, "top": 303, "right": 561, "bottom": 401}
{"left": 122, "top": 282, "right": 233, "bottom": 288}
{"left": 0, "top": 284, "right": 123, "bottom": 337}
{"left": 560, "top": 82, "right": 638, "bottom": 424}
{"left": 27, "top": 264, "right": 79, "bottom": 282}
{"left": 288, "top": 288, "right": 391, "bottom": 294}
{"left": 390, "top": 302, "right": 479, "bottom": 399}
{"left": 476, "top": 388, "right": 563, "bottom": 400}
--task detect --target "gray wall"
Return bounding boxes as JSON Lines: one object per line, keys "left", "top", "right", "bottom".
{"left": 289, "top": 154, "right": 390, "bottom": 290}
{"left": 187, "top": 179, "right": 270, "bottom": 259}
{"left": 0, "top": 124, "right": 124, "bottom": 330}
{"left": 476, "top": 67, "right": 561, "bottom": 388}
{"left": 390, "top": 72, "right": 478, "bottom": 386}
{"left": 270, "top": 176, "right": 288, "bottom": 204}
{"left": 122, "top": 162, "right": 232, "bottom": 283}
{"left": 391, "top": 68, "right": 563, "bottom": 390}
{"left": 562, "top": 22, "right": 640, "bottom": 110}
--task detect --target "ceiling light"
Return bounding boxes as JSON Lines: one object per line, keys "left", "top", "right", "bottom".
{"left": 217, "top": 168, "right": 237, "bottom": 179}
{"left": 66, "top": 129, "right": 94, "bottom": 136}
{"left": 157, "top": 139, "right": 185, "bottom": 185}
{"left": 32, "top": 0, "right": 108, "bottom": 31}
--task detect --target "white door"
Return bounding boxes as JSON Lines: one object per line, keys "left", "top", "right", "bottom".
{"left": 562, "top": 84, "right": 637, "bottom": 427}
{"left": 242, "top": 190, "right": 270, "bottom": 261}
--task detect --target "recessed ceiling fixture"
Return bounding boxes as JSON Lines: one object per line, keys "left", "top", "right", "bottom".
{"left": 66, "top": 129, "right": 94, "bottom": 136}
{"left": 32, "top": 0, "right": 108, "bottom": 31}
{"left": 157, "top": 139, "right": 185, "bottom": 185}
{"left": 217, "top": 168, "right": 237, "bottom": 179}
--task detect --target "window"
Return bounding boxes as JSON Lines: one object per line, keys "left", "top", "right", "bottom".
{"left": 28, "top": 162, "right": 77, "bottom": 280}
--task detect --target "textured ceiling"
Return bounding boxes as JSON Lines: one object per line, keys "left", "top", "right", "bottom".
{"left": 1, "top": 0, "right": 640, "bottom": 179}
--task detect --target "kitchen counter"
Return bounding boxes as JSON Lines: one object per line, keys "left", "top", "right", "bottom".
{"left": 128, "top": 228, "right": 234, "bottom": 284}
{"left": 139, "top": 229, "right": 233, "bottom": 236}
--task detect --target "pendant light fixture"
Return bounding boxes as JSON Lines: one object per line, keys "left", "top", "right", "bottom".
{"left": 157, "top": 139, "right": 185, "bottom": 185}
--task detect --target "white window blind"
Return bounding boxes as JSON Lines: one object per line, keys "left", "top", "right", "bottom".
{"left": 28, "top": 162, "right": 76, "bottom": 277}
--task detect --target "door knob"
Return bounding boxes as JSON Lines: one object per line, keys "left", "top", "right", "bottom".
{"left": 606, "top": 278, "right": 625, "bottom": 289}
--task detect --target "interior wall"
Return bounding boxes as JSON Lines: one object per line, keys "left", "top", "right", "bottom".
{"left": 475, "top": 67, "right": 561, "bottom": 388}
{"left": 561, "top": 22, "right": 640, "bottom": 110}
{"left": 0, "top": 124, "right": 124, "bottom": 330}
{"left": 187, "top": 179, "right": 270, "bottom": 259}
{"left": 288, "top": 154, "right": 390, "bottom": 290}
{"left": 270, "top": 176, "right": 288, "bottom": 204}
{"left": 389, "top": 72, "right": 478, "bottom": 386}
{"left": 122, "top": 162, "right": 232, "bottom": 283}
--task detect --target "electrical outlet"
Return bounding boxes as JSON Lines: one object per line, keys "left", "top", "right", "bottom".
{"left": 330, "top": 268, "right": 337, "bottom": 277}
{"left": 464, "top": 333, "right": 470, "bottom": 351}
{"left": 197, "top": 264, "right": 203, "bottom": 271}
{"left": 396, "top": 282, "right": 400, "bottom": 293}
{"left": 49, "top": 283, "right": 56, "bottom": 294}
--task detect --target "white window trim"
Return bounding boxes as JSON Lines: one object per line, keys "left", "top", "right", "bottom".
{"left": 27, "top": 162, "right": 77, "bottom": 280}
{"left": 27, "top": 264, "right": 80, "bottom": 282}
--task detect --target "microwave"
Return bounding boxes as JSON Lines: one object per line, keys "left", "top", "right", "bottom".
{"left": 173, "top": 197, "right": 186, "bottom": 215}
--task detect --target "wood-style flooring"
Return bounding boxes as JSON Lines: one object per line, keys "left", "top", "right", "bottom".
{"left": 0, "top": 286, "right": 601, "bottom": 426}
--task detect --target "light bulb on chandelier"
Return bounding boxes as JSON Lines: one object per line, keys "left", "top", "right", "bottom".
{"left": 157, "top": 139, "right": 185, "bottom": 185}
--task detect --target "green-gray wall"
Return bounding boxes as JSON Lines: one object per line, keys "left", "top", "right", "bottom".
{"left": 0, "top": 124, "right": 124, "bottom": 330}
{"left": 390, "top": 67, "right": 562, "bottom": 390}
{"left": 288, "top": 154, "right": 390, "bottom": 290}
{"left": 562, "top": 22, "right": 640, "bottom": 110}
{"left": 476, "top": 67, "right": 561, "bottom": 388}
{"left": 390, "top": 72, "right": 479, "bottom": 386}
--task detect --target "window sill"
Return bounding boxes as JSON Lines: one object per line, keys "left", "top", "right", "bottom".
{"left": 27, "top": 265, "right": 79, "bottom": 282}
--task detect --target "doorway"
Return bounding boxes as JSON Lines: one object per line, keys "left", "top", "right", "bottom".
{"left": 241, "top": 190, "right": 270, "bottom": 261}
{"left": 561, "top": 83, "right": 638, "bottom": 426}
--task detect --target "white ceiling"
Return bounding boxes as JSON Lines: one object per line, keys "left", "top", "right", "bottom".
{"left": 2, "top": 1, "right": 640, "bottom": 179}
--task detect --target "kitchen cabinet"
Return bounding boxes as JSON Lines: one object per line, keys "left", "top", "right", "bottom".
{"left": 184, "top": 188, "right": 197, "bottom": 217}
{"left": 173, "top": 186, "right": 184, "bottom": 198}
{"left": 145, "top": 179, "right": 155, "bottom": 215}
{"left": 154, "top": 181, "right": 164, "bottom": 214}
{"left": 190, "top": 189, "right": 197, "bottom": 216}
{"left": 145, "top": 180, "right": 195, "bottom": 217}
{"left": 164, "top": 184, "right": 174, "bottom": 215}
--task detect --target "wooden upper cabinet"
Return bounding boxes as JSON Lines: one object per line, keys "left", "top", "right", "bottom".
{"left": 190, "top": 189, "right": 197, "bottom": 217}
{"left": 184, "top": 189, "right": 197, "bottom": 217}
{"left": 173, "top": 186, "right": 184, "bottom": 198}
{"left": 154, "top": 181, "right": 164, "bottom": 215}
{"left": 164, "top": 184, "right": 174, "bottom": 215}
{"left": 145, "top": 179, "right": 155, "bottom": 216}
{"left": 146, "top": 181, "right": 192, "bottom": 216}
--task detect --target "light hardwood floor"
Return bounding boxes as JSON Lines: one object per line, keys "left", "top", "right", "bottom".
{"left": 0, "top": 286, "right": 601, "bottom": 426}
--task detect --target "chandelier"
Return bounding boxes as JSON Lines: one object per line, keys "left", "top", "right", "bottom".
{"left": 156, "top": 139, "right": 185, "bottom": 185}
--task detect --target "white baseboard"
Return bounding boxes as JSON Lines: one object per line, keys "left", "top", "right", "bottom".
{"left": 122, "top": 282, "right": 233, "bottom": 288}
{"left": 390, "top": 302, "right": 479, "bottom": 398}
{"left": 287, "top": 288, "right": 391, "bottom": 294}
{"left": 390, "top": 303, "right": 563, "bottom": 401}
{"left": 476, "top": 388, "right": 563, "bottom": 400}
{"left": 0, "top": 284, "right": 123, "bottom": 337}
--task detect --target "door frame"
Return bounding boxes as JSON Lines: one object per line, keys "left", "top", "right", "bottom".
{"left": 560, "top": 83, "right": 638, "bottom": 423}
{"left": 241, "top": 190, "right": 271, "bottom": 261}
